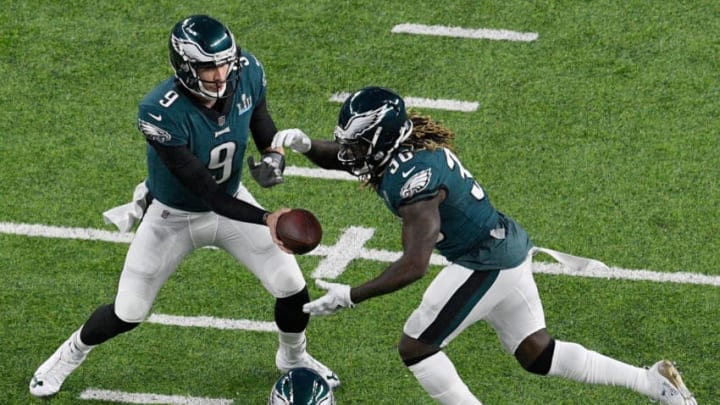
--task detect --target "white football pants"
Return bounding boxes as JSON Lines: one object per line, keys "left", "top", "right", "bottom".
{"left": 404, "top": 253, "right": 544, "bottom": 354}
{"left": 114, "top": 184, "right": 305, "bottom": 322}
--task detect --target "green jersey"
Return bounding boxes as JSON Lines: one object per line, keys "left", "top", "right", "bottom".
{"left": 378, "top": 147, "right": 532, "bottom": 271}
{"left": 137, "top": 50, "right": 267, "bottom": 211}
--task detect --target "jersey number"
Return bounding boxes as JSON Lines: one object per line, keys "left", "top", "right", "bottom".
{"left": 159, "top": 90, "right": 179, "bottom": 108}
{"left": 443, "top": 149, "right": 486, "bottom": 200}
{"left": 208, "top": 142, "right": 236, "bottom": 184}
{"left": 387, "top": 149, "right": 485, "bottom": 201}
{"left": 387, "top": 150, "right": 414, "bottom": 174}
{"left": 154, "top": 90, "right": 237, "bottom": 184}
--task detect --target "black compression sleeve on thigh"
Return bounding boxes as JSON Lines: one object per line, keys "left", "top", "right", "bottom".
{"left": 525, "top": 338, "right": 556, "bottom": 375}
{"left": 80, "top": 303, "right": 140, "bottom": 346}
{"left": 274, "top": 287, "right": 310, "bottom": 333}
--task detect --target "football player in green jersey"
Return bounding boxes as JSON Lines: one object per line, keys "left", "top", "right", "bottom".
{"left": 29, "top": 15, "right": 338, "bottom": 398}
{"left": 273, "top": 87, "right": 696, "bottom": 405}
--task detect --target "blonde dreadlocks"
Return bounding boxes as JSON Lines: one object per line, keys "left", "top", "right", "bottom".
{"left": 403, "top": 111, "right": 456, "bottom": 151}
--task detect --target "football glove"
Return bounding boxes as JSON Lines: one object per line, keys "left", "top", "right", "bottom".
{"left": 271, "top": 128, "right": 312, "bottom": 153}
{"left": 247, "top": 152, "right": 285, "bottom": 188}
{"left": 303, "top": 279, "right": 355, "bottom": 316}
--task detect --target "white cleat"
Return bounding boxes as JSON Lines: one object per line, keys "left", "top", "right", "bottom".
{"left": 648, "top": 360, "right": 697, "bottom": 405}
{"left": 276, "top": 350, "right": 341, "bottom": 390}
{"left": 29, "top": 332, "right": 90, "bottom": 397}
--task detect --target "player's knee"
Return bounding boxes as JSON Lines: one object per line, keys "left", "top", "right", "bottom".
{"left": 276, "top": 286, "right": 310, "bottom": 307}
{"left": 80, "top": 303, "right": 140, "bottom": 345}
{"left": 262, "top": 258, "right": 305, "bottom": 298}
{"left": 398, "top": 335, "right": 440, "bottom": 367}
{"left": 115, "top": 293, "right": 152, "bottom": 323}
{"left": 520, "top": 338, "right": 556, "bottom": 375}
{"left": 109, "top": 304, "right": 140, "bottom": 334}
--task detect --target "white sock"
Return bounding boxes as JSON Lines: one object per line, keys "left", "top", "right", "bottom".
{"left": 278, "top": 331, "right": 306, "bottom": 361}
{"left": 408, "top": 352, "right": 482, "bottom": 405}
{"left": 72, "top": 327, "right": 93, "bottom": 353}
{"left": 549, "top": 340, "right": 652, "bottom": 396}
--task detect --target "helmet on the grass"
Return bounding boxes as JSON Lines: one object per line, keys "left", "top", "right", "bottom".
{"left": 268, "top": 367, "right": 335, "bottom": 405}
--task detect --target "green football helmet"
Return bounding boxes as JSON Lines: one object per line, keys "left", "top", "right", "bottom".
{"left": 169, "top": 15, "right": 241, "bottom": 100}
{"left": 334, "top": 86, "right": 413, "bottom": 177}
{"left": 268, "top": 367, "right": 336, "bottom": 405}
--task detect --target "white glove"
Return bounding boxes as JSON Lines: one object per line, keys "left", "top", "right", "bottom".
{"left": 271, "top": 128, "right": 311, "bottom": 153}
{"left": 303, "top": 279, "right": 355, "bottom": 316}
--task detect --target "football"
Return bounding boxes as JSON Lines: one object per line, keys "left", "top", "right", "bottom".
{"left": 276, "top": 209, "right": 323, "bottom": 254}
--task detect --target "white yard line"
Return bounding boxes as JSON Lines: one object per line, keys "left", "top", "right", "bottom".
{"left": 284, "top": 165, "right": 357, "bottom": 181}
{"left": 80, "top": 388, "right": 233, "bottom": 405}
{"left": 1, "top": 221, "right": 718, "bottom": 287}
{"left": 5, "top": 219, "right": 715, "bottom": 405}
{"left": 147, "top": 313, "right": 277, "bottom": 332}
{"left": 391, "top": 23, "right": 539, "bottom": 42}
{"left": 329, "top": 92, "right": 479, "bottom": 112}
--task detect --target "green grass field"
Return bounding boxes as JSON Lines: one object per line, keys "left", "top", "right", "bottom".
{"left": 1, "top": 1, "right": 718, "bottom": 404}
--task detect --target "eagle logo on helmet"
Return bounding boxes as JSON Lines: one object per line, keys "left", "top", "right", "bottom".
{"left": 269, "top": 367, "right": 335, "bottom": 405}
{"left": 334, "top": 87, "right": 414, "bottom": 178}
{"left": 334, "top": 103, "right": 394, "bottom": 142}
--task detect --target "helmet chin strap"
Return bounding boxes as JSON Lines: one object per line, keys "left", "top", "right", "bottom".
{"left": 198, "top": 81, "right": 227, "bottom": 99}
{"left": 187, "top": 59, "right": 238, "bottom": 101}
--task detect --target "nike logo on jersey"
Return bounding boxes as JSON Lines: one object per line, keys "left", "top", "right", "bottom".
{"left": 148, "top": 113, "right": 162, "bottom": 121}
{"left": 401, "top": 166, "right": 416, "bottom": 178}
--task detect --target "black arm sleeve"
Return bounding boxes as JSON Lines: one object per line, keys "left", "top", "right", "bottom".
{"left": 249, "top": 98, "right": 278, "bottom": 152}
{"left": 149, "top": 140, "right": 269, "bottom": 225}
{"left": 304, "top": 139, "right": 349, "bottom": 171}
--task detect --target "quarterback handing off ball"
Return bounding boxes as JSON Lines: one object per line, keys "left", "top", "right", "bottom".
{"left": 276, "top": 209, "right": 323, "bottom": 254}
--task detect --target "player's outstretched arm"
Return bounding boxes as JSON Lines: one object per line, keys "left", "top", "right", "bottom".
{"left": 304, "top": 192, "right": 445, "bottom": 317}
{"left": 271, "top": 129, "right": 347, "bottom": 171}
{"left": 350, "top": 194, "right": 442, "bottom": 304}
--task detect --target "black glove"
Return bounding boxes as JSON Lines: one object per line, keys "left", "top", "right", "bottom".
{"left": 247, "top": 152, "right": 285, "bottom": 188}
